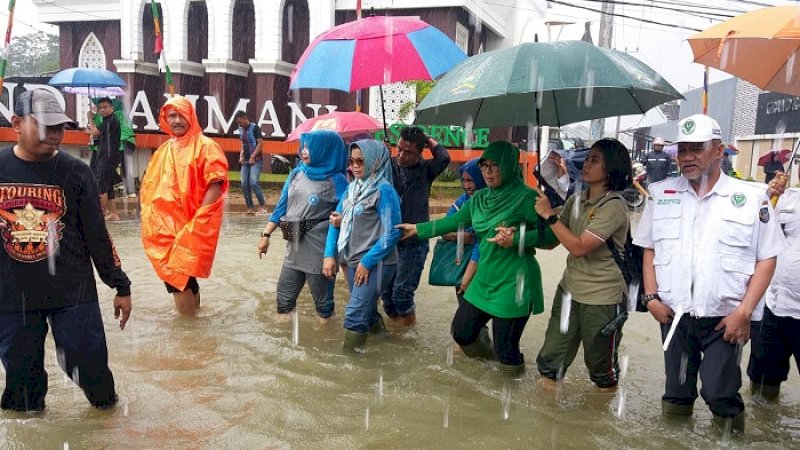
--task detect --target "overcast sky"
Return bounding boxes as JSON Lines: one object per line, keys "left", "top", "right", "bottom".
{"left": 545, "top": 0, "right": 793, "bottom": 93}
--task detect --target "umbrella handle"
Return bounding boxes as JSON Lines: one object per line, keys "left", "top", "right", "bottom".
{"left": 378, "top": 85, "right": 389, "bottom": 144}
{"left": 774, "top": 139, "right": 800, "bottom": 206}
{"left": 771, "top": 173, "right": 788, "bottom": 207}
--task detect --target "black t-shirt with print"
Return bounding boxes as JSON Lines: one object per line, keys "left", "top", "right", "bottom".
{"left": 0, "top": 147, "right": 131, "bottom": 311}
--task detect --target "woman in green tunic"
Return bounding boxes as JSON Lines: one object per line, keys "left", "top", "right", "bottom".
{"left": 398, "top": 141, "right": 557, "bottom": 376}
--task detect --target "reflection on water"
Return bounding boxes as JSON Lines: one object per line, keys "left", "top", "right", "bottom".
{"left": 0, "top": 216, "right": 798, "bottom": 449}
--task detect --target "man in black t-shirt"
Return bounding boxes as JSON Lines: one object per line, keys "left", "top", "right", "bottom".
{"left": 0, "top": 89, "right": 132, "bottom": 412}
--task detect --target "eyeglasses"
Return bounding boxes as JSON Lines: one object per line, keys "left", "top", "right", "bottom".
{"left": 479, "top": 162, "right": 500, "bottom": 174}
{"left": 349, "top": 157, "right": 365, "bottom": 167}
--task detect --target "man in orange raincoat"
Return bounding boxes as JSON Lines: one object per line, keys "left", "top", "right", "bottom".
{"left": 140, "top": 96, "right": 228, "bottom": 315}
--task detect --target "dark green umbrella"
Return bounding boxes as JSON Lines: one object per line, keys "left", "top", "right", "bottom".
{"left": 415, "top": 40, "right": 683, "bottom": 128}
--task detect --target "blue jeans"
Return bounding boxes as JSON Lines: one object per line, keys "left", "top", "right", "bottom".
{"left": 344, "top": 264, "right": 396, "bottom": 333}
{"left": 0, "top": 302, "right": 118, "bottom": 411}
{"left": 381, "top": 240, "right": 429, "bottom": 317}
{"left": 241, "top": 160, "right": 265, "bottom": 209}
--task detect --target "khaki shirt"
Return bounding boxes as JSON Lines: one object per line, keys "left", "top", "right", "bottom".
{"left": 559, "top": 190, "right": 629, "bottom": 305}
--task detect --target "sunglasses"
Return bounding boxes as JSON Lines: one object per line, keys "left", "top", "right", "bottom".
{"left": 349, "top": 157, "right": 365, "bottom": 167}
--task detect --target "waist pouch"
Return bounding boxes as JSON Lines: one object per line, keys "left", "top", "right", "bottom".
{"left": 279, "top": 218, "right": 325, "bottom": 241}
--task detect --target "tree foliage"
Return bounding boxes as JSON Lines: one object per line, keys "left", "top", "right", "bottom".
{"left": 397, "top": 80, "right": 435, "bottom": 122}
{"left": 7, "top": 31, "right": 60, "bottom": 77}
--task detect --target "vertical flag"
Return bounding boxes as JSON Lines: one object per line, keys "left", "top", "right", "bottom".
{"left": 150, "top": 0, "right": 174, "bottom": 95}
{"left": 355, "top": 0, "right": 363, "bottom": 112}
{"left": 702, "top": 66, "right": 709, "bottom": 115}
{"left": 0, "top": 0, "right": 17, "bottom": 92}
{"left": 151, "top": 0, "right": 162, "bottom": 53}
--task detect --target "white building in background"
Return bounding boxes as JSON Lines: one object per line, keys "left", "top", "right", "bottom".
{"left": 28, "top": 0, "right": 554, "bottom": 139}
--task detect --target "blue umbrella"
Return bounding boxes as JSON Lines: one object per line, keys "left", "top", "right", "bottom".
{"left": 48, "top": 68, "right": 126, "bottom": 88}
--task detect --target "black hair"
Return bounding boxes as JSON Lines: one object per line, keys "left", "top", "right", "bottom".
{"left": 592, "top": 138, "right": 632, "bottom": 191}
{"left": 399, "top": 125, "right": 427, "bottom": 151}
{"left": 97, "top": 97, "right": 113, "bottom": 106}
{"left": 234, "top": 110, "right": 248, "bottom": 120}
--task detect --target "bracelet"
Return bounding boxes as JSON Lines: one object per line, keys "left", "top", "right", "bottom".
{"left": 640, "top": 292, "right": 660, "bottom": 306}
{"left": 261, "top": 232, "right": 271, "bottom": 238}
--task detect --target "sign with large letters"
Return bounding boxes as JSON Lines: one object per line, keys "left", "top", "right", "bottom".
{"left": 756, "top": 92, "right": 800, "bottom": 135}
{"left": 0, "top": 84, "right": 490, "bottom": 149}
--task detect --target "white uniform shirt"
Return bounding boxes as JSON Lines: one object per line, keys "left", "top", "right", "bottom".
{"left": 540, "top": 157, "right": 570, "bottom": 200}
{"left": 634, "top": 174, "right": 784, "bottom": 319}
{"left": 767, "top": 188, "right": 800, "bottom": 318}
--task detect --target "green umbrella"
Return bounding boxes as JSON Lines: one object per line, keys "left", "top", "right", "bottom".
{"left": 415, "top": 40, "right": 683, "bottom": 128}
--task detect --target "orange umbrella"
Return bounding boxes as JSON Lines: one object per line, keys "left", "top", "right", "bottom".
{"left": 688, "top": 6, "right": 800, "bottom": 95}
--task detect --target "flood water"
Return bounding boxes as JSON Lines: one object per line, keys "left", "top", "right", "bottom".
{"left": 1, "top": 215, "right": 799, "bottom": 449}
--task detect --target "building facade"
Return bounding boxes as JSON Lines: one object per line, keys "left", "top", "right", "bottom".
{"left": 30, "top": 0, "right": 548, "bottom": 138}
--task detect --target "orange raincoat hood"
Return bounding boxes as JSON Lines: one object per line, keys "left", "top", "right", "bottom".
{"left": 140, "top": 96, "right": 229, "bottom": 290}
{"left": 159, "top": 95, "right": 204, "bottom": 140}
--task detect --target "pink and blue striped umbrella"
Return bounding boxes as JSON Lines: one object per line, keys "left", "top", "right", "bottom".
{"left": 290, "top": 16, "right": 466, "bottom": 93}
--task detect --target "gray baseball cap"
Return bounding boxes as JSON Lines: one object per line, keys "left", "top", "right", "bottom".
{"left": 14, "top": 89, "right": 77, "bottom": 128}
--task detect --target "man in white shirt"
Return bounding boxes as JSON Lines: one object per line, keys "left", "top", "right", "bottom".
{"left": 634, "top": 114, "right": 784, "bottom": 434}
{"left": 538, "top": 149, "right": 572, "bottom": 206}
{"left": 748, "top": 172, "right": 800, "bottom": 401}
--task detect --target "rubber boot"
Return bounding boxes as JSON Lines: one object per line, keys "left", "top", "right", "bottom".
{"left": 712, "top": 412, "right": 745, "bottom": 435}
{"left": 661, "top": 400, "right": 693, "bottom": 417}
{"left": 343, "top": 329, "right": 368, "bottom": 352}
{"left": 750, "top": 381, "right": 780, "bottom": 401}
{"left": 459, "top": 327, "right": 496, "bottom": 360}
{"left": 498, "top": 362, "right": 526, "bottom": 379}
{"left": 369, "top": 315, "right": 387, "bottom": 334}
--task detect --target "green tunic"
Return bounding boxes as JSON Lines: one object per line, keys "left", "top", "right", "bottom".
{"left": 418, "top": 196, "right": 556, "bottom": 317}
{"left": 417, "top": 141, "right": 557, "bottom": 318}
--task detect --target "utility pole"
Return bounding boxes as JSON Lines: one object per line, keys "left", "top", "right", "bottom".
{"left": 590, "top": 1, "right": 614, "bottom": 141}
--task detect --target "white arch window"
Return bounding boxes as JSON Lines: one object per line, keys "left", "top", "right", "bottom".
{"left": 77, "top": 33, "right": 106, "bottom": 127}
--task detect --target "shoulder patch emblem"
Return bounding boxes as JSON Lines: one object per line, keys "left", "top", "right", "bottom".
{"left": 759, "top": 205, "right": 770, "bottom": 223}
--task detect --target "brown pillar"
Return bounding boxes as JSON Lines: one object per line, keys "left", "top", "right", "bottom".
{"left": 252, "top": 72, "right": 291, "bottom": 137}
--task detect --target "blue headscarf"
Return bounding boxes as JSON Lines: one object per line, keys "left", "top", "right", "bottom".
{"left": 459, "top": 157, "right": 486, "bottom": 191}
{"left": 297, "top": 130, "right": 348, "bottom": 181}
{"left": 338, "top": 139, "right": 392, "bottom": 252}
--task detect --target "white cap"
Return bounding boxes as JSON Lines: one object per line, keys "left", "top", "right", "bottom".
{"left": 675, "top": 114, "right": 722, "bottom": 143}
{"left": 653, "top": 137, "right": 665, "bottom": 145}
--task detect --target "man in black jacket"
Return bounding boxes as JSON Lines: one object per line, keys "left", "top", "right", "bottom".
{"left": 641, "top": 137, "right": 672, "bottom": 184}
{"left": 0, "top": 89, "right": 132, "bottom": 412}
{"left": 382, "top": 126, "right": 450, "bottom": 327}
{"left": 86, "top": 97, "right": 122, "bottom": 221}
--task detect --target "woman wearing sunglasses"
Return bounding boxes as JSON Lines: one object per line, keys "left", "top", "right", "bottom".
{"left": 323, "top": 139, "right": 402, "bottom": 351}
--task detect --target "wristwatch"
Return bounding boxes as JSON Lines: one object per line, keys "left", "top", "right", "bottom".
{"left": 260, "top": 232, "right": 271, "bottom": 238}
{"left": 640, "top": 293, "right": 660, "bottom": 308}
{"left": 543, "top": 214, "right": 559, "bottom": 225}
